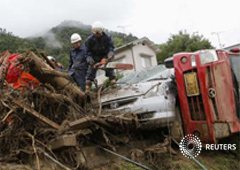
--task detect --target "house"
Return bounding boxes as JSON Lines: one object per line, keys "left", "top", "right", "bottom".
{"left": 96, "top": 37, "right": 160, "bottom": 84}
{"left": 223, "top": 42, "right": 240, "bottom": 51}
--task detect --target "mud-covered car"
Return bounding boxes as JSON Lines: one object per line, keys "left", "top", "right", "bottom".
{"left": 101, "top": 65, "right": 177, "bottom": 129}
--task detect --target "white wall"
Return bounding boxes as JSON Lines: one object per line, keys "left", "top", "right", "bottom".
{"left": 132, "top": 43, "right": 157, "bottom": 71}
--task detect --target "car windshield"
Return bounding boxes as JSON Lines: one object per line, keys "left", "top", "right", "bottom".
{"left": 117, "top": 65, "right": 167, "bottom": 84}
{"left": 145, "top": 68, "right": 174, "bottom": 82}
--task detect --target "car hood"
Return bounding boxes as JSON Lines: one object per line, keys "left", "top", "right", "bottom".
{"left": 101, "top": 81, "right": 161, "bottom": 103}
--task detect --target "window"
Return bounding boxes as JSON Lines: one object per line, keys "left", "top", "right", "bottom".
{"left": 199, "top": 50, "right": 218, "bottom": 65}
{"left": 141, "top": 56, "right": 152, "bottom": 68}
{"left": 115, "top": 56, "right": 126, "bottom": 63}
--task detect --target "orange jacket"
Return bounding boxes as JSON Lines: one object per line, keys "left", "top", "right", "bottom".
{"left": 5, "top": 54, "right": 41, "bottom": 90}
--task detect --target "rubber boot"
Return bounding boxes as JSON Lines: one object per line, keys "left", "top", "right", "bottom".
{"left": 85, "top": 80, "right": 92, "bottom": 94}
{"left": 110, "top": 79, "right": 116, "bottom": 88}
{"left": 85, "top": 85, "right": 91, "bottom": 94}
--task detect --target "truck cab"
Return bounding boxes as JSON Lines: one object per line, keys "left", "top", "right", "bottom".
{"left": 168, "top": 49, "right": 240, "bottom": 143}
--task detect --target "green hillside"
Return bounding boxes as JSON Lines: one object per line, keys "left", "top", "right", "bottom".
{"left": 0, "top": 20, "right": 138, "bottom": 68}
{"left": 0, "top": 28, "right": 35, "bottom": 53}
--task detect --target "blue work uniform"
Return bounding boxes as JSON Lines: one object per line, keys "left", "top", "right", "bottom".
{"left": 85, "top": 32, "right": 115, "bottom": 81}
{"left": 56, "top": 63, "right": 65, "bottom": 72}
{"left": 68, "top": 45, "right": 88, "bottom": 91}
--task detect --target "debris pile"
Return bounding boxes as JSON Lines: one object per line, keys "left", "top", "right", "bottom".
{"left": 0, "top": 51, "right": 143, "bottom": 169}
{"left": 0, "top": 51, "right": 88, "bottom": 168}
{"left": 0, "top": 51, "right": 174, "bottom": 169}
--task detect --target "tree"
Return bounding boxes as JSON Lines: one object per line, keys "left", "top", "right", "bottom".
{"left": 112, "top": 37, "right": 124, "bottom": 48}
{"left": 0, "top": 28, "right": 34, "bottom": 53}
{"left": 157, "top": 30, "right": 214, "bottom": 64}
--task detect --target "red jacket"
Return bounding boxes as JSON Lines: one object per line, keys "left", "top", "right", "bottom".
{"left": 5, "top": 54, "right": 41, "bottom": 89}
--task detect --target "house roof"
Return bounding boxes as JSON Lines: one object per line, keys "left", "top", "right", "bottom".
{"left": 223, "top": 42, "right": 240, "bottom": 50}
{"left": 115, "top": 37, "right": 161, "bottom": 54}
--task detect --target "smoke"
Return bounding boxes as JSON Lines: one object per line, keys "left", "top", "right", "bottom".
{"left": 56, "top": 20, "right": 91, "bottom": 30}
{"left": 43, "top": 31, "right": 62, "bottom": 48}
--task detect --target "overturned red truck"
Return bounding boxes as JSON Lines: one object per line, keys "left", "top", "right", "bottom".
{"left": 167, "top": 48, "right": 240, "bottom": 143}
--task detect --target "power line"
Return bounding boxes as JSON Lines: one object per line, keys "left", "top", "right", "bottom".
{"left": 211, "top": 31, "right": 224, "bottom": 49}
{"left": 117, "top": 25, "right": 132, "bottom": 34}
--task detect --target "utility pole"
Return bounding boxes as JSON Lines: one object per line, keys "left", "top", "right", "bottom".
{"left": 211, "top": 31, "right": 224, "bottom": 49}
{"left": 117, "top": 25, "right": 131, "bottom": 34}
{"left": 117, "top": 25, "right": 132, "bottom": 44}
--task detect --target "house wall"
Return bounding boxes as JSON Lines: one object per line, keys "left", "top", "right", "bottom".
{"left": 132, "top": 43, "right": 158, "bottom": 70}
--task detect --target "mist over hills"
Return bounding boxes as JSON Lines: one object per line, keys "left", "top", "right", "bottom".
{"left": 0, "top": 20, "right": 138, "bottom": 67}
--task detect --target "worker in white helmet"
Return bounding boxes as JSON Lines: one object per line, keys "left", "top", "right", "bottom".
{"left": 68, "top": 33, "right": 88, "bottom": 91}
{"left": 85, "top": 21, "right": 116, "bottom": 92}
{"left": 47, "top": 56, "right": 64, "bottom": 71}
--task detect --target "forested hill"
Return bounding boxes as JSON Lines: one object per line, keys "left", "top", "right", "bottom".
{"left": 0, "top": 20, "right": 138, "bottom": 67}
{"left": 0, "top": 28, "right": 34, "bottom": 53}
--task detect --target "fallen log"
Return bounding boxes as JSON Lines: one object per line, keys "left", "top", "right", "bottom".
{"left": 40, "top": 68, "right": 70, "bottom": 79}
{"left": 0, "top": 51, "right": 11, "bottom": 83}
{"left": 21, "top": 51, "right": 85, "bottom": 99}
{"left": 0, "top": 50, "right": 10, "bottom": 66}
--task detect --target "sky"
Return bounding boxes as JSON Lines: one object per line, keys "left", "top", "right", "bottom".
{"left": 1, "top": 0, "right": 240, "bottom": 48}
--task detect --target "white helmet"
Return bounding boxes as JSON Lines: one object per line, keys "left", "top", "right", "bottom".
{"left": 71, "top": 33, "right": 82, "bottom": 44}
{"left": 92, "top": 21, "right": 104, "bottom": 33}
{"left": 47, "top": 56, "right": 55, "bottom": 62}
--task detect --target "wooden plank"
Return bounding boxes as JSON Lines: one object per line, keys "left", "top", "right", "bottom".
{"left": 13, "top": 99, "right": 60, "bottom": 129}
{"left": 49, "top": 134, "right": 77, "bottom": 150}
{"left": 92, "top": 118, "right": 113, "bottom": 129}
{"left": 69, "top": 116, "right": 113, "bottom": 130}
{"left": 68, "top": 116, "right": 93, "bottom": 130}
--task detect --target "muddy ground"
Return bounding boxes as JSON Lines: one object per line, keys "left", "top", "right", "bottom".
{"left": 0, "top": 148, "right": 238, "bottom": 170}
{"left": 0, "top": 133, "right": 239, "bottom": 170}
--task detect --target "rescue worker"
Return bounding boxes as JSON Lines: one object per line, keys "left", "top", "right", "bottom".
{"left": 68, "top": 33, "right": 88, "bottom": 91}
{"left": 47, "top": 56, "right": 65, "bottom": 71}
{"left": 85, "top": 21, "right": 116, "bottom": 92}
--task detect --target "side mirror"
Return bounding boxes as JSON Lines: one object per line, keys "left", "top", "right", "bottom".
{"left": 164, "top": 57, "right": 174, "bottom": 68}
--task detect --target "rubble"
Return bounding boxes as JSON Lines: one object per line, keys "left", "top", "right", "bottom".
{"left": 0, "top": 51, "right": 175, "bottom": 169}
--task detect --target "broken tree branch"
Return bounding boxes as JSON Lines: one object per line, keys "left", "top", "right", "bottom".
{"left": 1, "top": 109, "right": 14, "bottom": 122}
{"left": 0, "top": 50, "right": 10, "bottom": 66}
{"left": 97, "top": 85, "right": 103, "bottom": 117}
{"left": 0, "top": 51, "right": 11, "bottom": 86}
{"left": 38, "top": 147, "right": 71, "bottom": 170}
{"left": 40, "top": 52, "right": 55, "bottom": 69}
{"left": 13, "top": 99, "right": 61, "bottom": 129}
{"left": 25, "top": 132, "right": 40, "bottom": 170}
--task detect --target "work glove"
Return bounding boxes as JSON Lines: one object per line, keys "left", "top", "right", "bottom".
{"left": 94, "top": 58, "right": 107, "bottom": 69}
{"left": 107, "top": 51, "right": 114, "bottom": 61}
